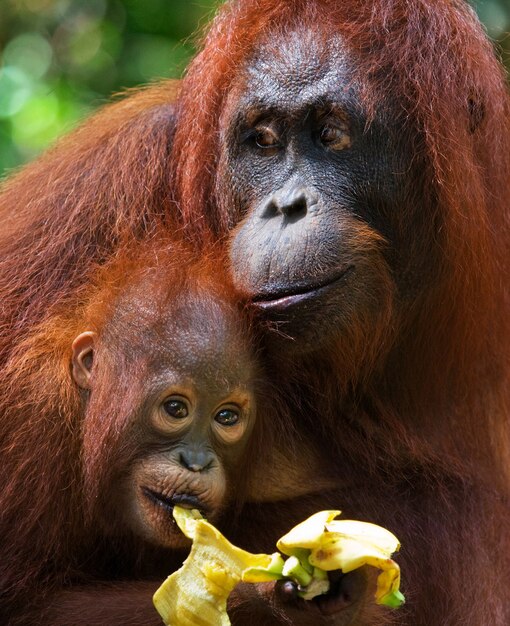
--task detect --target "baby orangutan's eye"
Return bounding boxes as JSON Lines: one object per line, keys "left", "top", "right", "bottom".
{"left": 214, "top": 408, "right": 240, "bottom": 427}
{"left": 163, "top": 398, "right": 189, "bottom": 419}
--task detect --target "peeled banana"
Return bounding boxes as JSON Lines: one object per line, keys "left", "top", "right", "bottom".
{"left": 153, "top": 507, "right": 404, "bottom": 626}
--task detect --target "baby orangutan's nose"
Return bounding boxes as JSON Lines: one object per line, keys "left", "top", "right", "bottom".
{"left": 179, "top": 448, "right": 214, "bottom": 472}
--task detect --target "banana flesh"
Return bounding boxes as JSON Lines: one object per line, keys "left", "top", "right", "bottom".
{"left": 153, "top": 508, "right": 404, "bottom": 626}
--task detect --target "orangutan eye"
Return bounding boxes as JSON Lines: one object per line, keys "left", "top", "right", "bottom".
{"left": 319, "top": 122, "right": 351, "bottom": 151}
{"left": 163, "top": 398, "right": 189, "bottom": 419}
{"left": 214, "top": 408, "right": 240, "bottom": 426}
{"left": 253, "top": 125, "right": 281, "bottom": 149}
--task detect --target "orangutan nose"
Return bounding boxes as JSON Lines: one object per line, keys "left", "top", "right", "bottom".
{"left": 263, "top": 184, "right": 317, "bottom": 220}
{"left": 179, "top": 448, "right": 214, "bottom": 472}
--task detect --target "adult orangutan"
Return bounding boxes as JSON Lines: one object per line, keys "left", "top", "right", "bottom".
{"left": 172, "top": 0, "right": 510, "bottom": 622}
{"left": 1, "top": 0, "right": 509, "bottom": 625}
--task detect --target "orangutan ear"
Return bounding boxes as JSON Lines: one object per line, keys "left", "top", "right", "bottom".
{"left": 71, "top": 332, "right": 97, "bottom": 389}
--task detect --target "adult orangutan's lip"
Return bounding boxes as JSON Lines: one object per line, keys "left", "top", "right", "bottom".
{"left": 252, "top": 266, "right": 354, "bottom": 311}
{"left": 142, "top": 488, "right": 204, "bottom": 516}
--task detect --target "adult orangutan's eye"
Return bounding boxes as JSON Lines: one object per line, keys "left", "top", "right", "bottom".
{"left": 319, "top": 122, "right": 351, "bottom": 151}
{"left": 214, "top": 408, "right": 240, "bottom": 426}
{"left": 163, "top": 398, "right": 189, "bottom": 419}
{"left": 254, "top": 125, "right": 281, "bottom": 149}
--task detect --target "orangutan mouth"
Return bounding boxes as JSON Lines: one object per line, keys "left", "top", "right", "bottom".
{"left": 252, "top": 266, "right": 354, "bottom": 311}
{"left": 142, "top": 487, "right": 204, "bottom": 516}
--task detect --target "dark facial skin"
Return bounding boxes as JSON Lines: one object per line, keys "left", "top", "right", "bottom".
{"left": 224, "top": 29, "right": 435, "bottom": 350}
{"left": 72, "top": 296, "right": 257, "bottom": 549}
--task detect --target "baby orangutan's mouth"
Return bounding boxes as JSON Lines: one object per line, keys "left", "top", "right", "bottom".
{"left": 142, "top": 487, "right": 205, "bottom": 517}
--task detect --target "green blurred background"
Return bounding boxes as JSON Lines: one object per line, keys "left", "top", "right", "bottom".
{"left": 0, "top": 0, "right": 508, "bottom": 178}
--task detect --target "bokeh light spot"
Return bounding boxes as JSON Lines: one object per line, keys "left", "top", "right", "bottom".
{"left": 11, "top": 91, "right": 60, "bottom": 151}
{"left": 0, "top": 67, "right": 32, "bottom": 118}
{"left": 3, "top": 33, "right": 54, "bottom": 80}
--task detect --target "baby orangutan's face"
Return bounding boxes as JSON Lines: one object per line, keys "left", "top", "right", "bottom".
{"left": 71, "top": 310, "right": 258, "bottom": 549}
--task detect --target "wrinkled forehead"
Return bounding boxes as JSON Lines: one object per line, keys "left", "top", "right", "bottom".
{"left": 119, "top": 293, "right": 256, "bottom": 389}
{"left": 228, "top": 27, "right": 353, "bottom": 115}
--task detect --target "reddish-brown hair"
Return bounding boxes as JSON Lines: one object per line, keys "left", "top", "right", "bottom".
{"left": 0, "top": 83, "right": 179, "bottom": 365}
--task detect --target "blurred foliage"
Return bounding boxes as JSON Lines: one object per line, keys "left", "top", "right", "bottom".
{"left": 0, "top": 0, "right": 220, "bottom": 175}
{"left": 0, "top": 0, "right": 509, "bottom": 177}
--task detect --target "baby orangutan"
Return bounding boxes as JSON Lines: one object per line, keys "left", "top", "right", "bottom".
{"left": 70, "top": 244, "right": 260, "bottom": 553}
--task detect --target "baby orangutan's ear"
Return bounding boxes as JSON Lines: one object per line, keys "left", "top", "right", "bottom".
{"left": 71, "top": 331, "right": 97, "bottom": 389}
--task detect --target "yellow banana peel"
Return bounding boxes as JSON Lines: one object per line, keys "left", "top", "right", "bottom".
{"left": 153, "top": 507, "right": 276, "bottom": 626}
{"left": 153, "top": 507, "right": 404, "bottom": 626}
